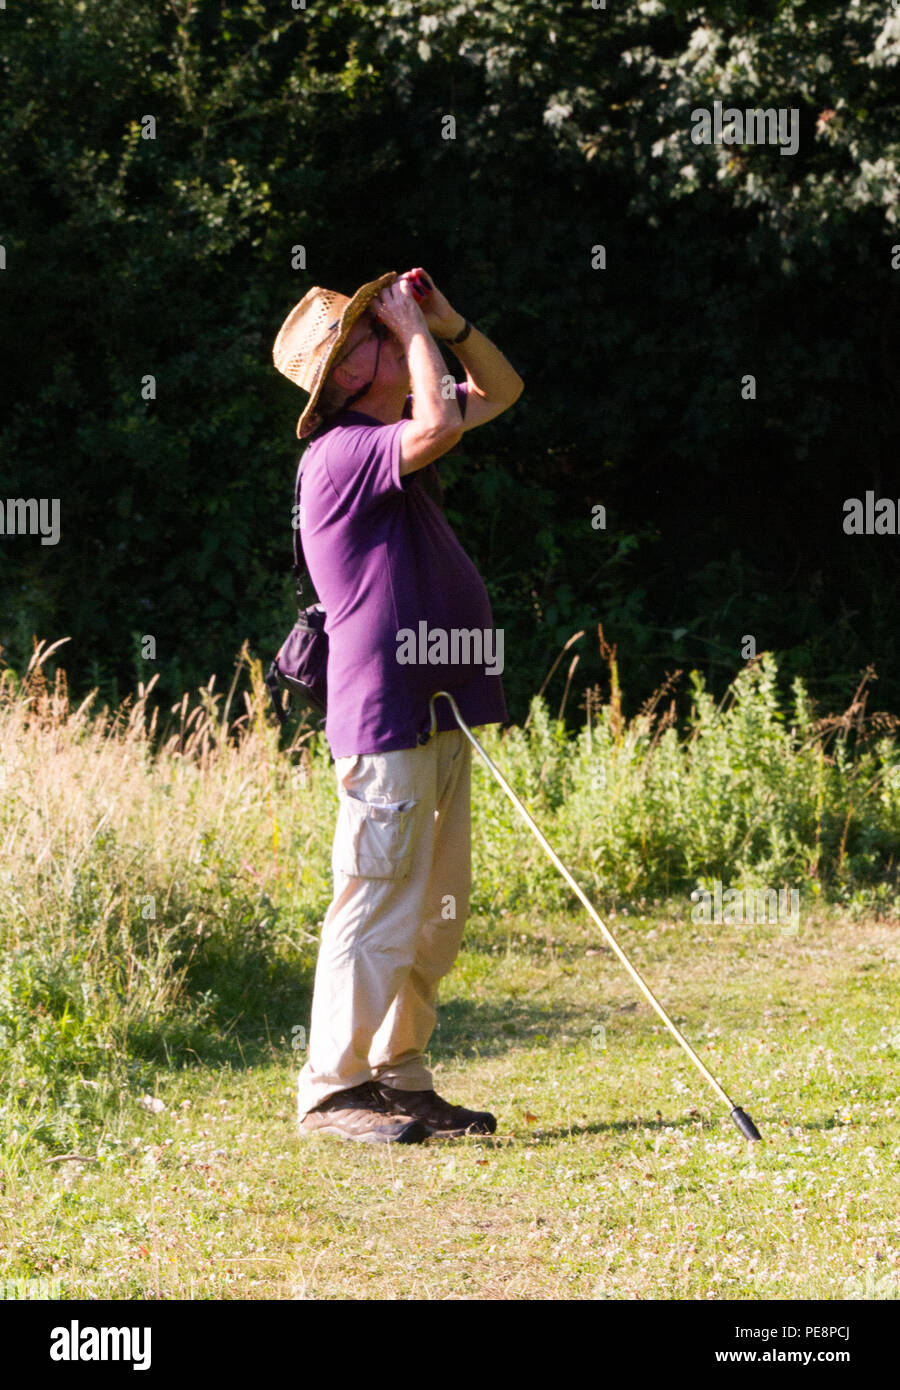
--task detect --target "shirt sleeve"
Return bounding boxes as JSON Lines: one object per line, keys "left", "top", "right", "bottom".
{"left": 326, "top": 385, "right": 468, "bottom": 517}
{"left": 322, "top": 418, "right": 410, "bottom": 518}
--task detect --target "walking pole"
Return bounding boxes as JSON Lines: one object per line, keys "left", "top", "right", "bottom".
{"left": 427, "top": 690, "right": 762, "bottom": 1142}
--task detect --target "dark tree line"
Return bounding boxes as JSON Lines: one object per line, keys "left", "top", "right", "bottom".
{"left": 1, "top": 0, "right": 898, "bottom": 729}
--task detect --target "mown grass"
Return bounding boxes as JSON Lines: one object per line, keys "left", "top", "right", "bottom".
{"left": 1, "top": 639, "right": 899, "bottom": 1298}
{"left": 2, "top": 908, "right": 898, "bottom": 1300}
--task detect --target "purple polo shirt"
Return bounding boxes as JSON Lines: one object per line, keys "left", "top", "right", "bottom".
{"left": 298, "top": 383, "right": 508, "bottom": 756}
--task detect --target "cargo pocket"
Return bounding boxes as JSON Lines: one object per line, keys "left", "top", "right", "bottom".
{"left": 334, "top": 792, "right": 418, "bottom": 881}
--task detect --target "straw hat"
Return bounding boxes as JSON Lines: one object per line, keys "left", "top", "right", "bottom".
{"left": 273, "top": 270, "right": 398, "bottom": 439}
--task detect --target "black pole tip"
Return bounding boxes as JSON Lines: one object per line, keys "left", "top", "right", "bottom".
{"left": 730, "top": 1106, "right": 762, "bottom": 1142}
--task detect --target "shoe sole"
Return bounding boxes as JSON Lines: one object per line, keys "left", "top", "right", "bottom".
{"left": 300, "top": 1118, "right": 429, "bottom": 1145}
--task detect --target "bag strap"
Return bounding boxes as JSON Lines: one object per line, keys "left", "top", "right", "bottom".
{"left": 292, "top": 456, "right": 306, "bottom": 599}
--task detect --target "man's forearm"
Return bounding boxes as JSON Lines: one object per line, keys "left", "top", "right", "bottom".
{"left": 440, "top": 317, "right": 523, "bottom": 404}
{"left": 405, "top": 327, "right": 463, "bottom": 432}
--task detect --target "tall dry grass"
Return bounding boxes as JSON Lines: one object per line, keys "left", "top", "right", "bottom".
{"left": 0, "top": 639, "right": 332, "bottom": 1149}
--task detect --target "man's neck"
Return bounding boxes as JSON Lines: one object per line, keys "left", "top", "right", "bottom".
{"left": 345, "top": 382, "right": 408, "bottom": 424}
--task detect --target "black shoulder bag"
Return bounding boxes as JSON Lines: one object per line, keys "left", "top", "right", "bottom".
{"left": 265, "top": 456, "right": 328, "bottom": 725}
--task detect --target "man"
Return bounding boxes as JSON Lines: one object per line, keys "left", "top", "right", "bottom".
{"left": 272, "top": 269, "right": 523, "bottom": 1143}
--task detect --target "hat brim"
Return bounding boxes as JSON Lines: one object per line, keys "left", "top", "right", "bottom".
{"left": 296, "top": 270, "right": 399, "bottom": 439}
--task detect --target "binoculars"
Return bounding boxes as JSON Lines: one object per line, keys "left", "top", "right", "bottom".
{"left": 400, "top": 269, "right": 434, "bottom": 302}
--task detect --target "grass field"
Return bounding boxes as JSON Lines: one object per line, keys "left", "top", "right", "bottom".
{"left": 2, "top": 904, "right": 898, "bottom": 1301}
{"left": 2, "top": 642, "right": 899, "bottom": 1300}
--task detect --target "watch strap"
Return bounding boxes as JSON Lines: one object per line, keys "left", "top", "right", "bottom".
{"left": 449, "top": 319, "right": 473, "bottom": 344}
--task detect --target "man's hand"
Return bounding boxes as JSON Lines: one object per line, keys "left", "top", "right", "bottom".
{"left": 399, "top": 267, "right": 466, "bottom": 341}
{"left": 372, "top": 277, "right": 429, "bottom": 343}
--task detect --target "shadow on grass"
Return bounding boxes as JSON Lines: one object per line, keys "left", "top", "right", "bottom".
{"left": 125, "top": 937, "right": 316, "bottom": 1071}
{"left": 510, "top": 1113, "right": 845, "bottom": 1143}
{"left": 515, "top": 1115, "right": 710, "bottom": 1141}
{"left": 429, "top": 994, "right": 589, "bottom": 1062}
{"left": 125, "top": 962, "right": 594, "bottom": 1074}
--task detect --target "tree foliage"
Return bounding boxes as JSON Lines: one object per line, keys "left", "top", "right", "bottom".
{"left": 1, "top": 0, "right": 898, "bottom": 723}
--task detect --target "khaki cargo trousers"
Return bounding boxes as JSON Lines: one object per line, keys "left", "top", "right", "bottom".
{"left": 296, "top": 729, "right": 471, "bottom": 1120}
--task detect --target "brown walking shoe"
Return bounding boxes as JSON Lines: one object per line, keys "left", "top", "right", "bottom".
{"left": 299, "top": 1081, "right": 428, "bottom": 1144}
{"left": 373, "top": 1082, "right": 497, "bottom": 1138}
